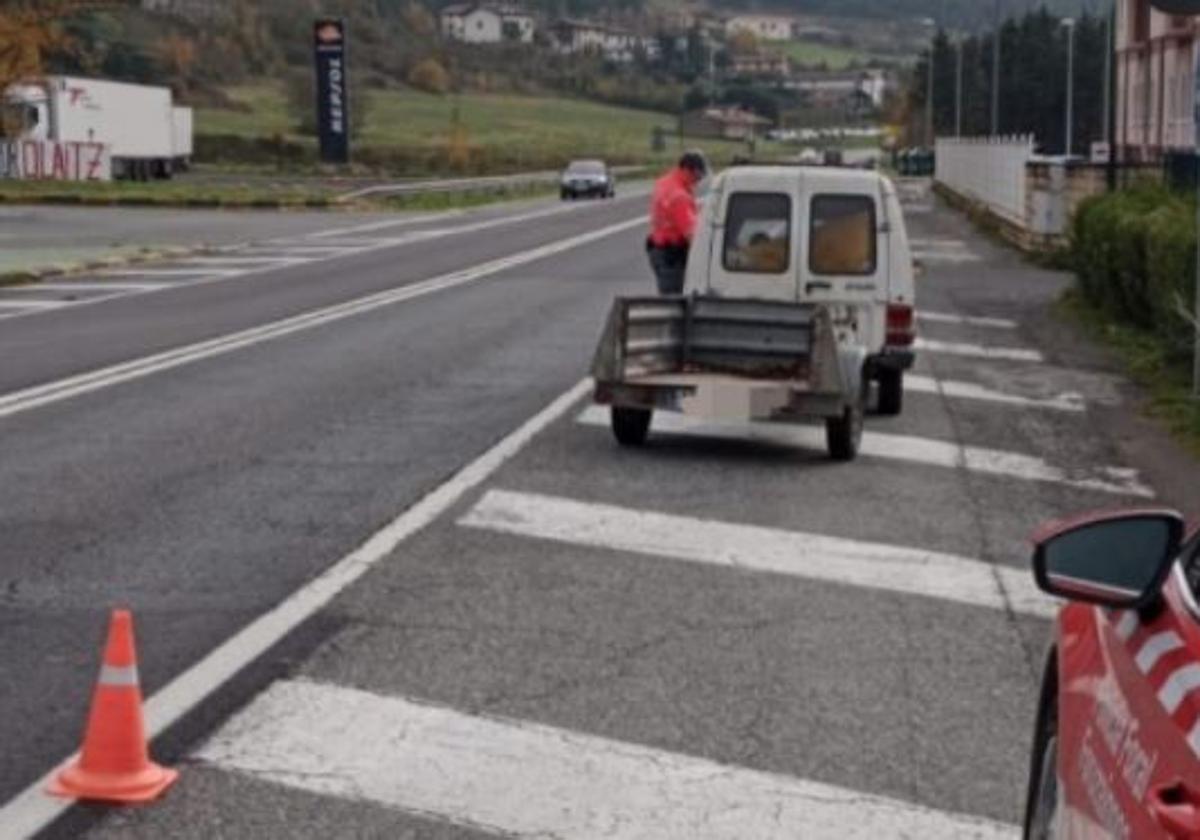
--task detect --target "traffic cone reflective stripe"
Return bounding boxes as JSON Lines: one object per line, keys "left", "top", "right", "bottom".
{"left": 48, "top": 610, "right": 178, "bottom": 804}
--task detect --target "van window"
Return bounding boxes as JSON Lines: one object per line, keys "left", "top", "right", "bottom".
{"left": 723, "top": 193, "right": 791, "bottom": 274}
{"left": 809, "top": 194, "right": 876, "bottom": 276}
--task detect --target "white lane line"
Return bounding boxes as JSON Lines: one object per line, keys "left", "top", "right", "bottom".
{"left": 911, "top": 251, "right": 982, "bottom": 264}
{"left": 0, "top": 299, "right": 67, "bottom": 310}
{"left": 916, "top": 337, "right": 1044, "bottom": 363}
{"left": 100, "top": 268, "right": 243, "bottom": 278}
{"left": 576, "top": 407, "right": 1153, "bottom": 498}
{"left": 21, "top": 282, "right": 172, "bottom": 292}
{"left": 461, "top": 489, "right": 1052, "bottom": 618}
{"left": 906, "top": 375, "right": 1086, "bottom": 413}
{"left": 174, "top": 256, "right": 308, "bottom": 266}
{"left": 199, "top": 679, "right": 1020, "bottom": 840}
{"left": 3, "top": 197, "right": 644, "bottom": 324}
{"left": 0, "top": 377, "right": 593, "bottom": 840}
{"left": 302, "top": 211, "right": 462, "bottom": 239}
{"left": 0, "top": 216, "right": 642, "bottom": 423}
{"left": 918, "top": 311, "right": 1017, "bottom": 330}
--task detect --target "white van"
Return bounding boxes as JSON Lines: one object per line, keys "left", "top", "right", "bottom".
{"left": 591, "top": 165, "right": 916, "bottom": 461}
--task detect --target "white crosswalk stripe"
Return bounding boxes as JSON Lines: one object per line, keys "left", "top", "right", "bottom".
{"left": 459, "top": 489, "right": 1053, "bottom": 617}
{"left": 916, "top": 337, "right": 1045, "bottom": 363}
{"left": 575, "top": 407, "right": 1152, "bottom": 497}
{"left": 919, "top": 311, "right": 1017, "bottom": 329}
{"left": 906, "top": 374, "right": 1085, "bottom": 412}
{"left": 198, "top": 679, "right": 1020, "bottom": 840}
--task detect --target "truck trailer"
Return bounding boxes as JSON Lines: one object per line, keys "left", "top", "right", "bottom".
{"left": 4, "top": 76, "right": 192, "bottom": 180}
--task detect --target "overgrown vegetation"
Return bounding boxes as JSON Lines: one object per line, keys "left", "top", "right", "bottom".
{"left": 905, "top": 8, "right": 1108, "bottom": 150}
{"left": 1067, "top": 185, "right": 1200, "bottom": 452}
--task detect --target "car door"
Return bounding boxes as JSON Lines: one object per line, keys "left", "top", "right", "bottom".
{"left": 1057, "top": 547, "right": 1200, "bottom": 838}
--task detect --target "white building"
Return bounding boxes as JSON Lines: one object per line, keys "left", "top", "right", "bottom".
{"left": 441, "top": 4, "right": 535, "bottom": 44}
{"left": 725, "top": 14, "right": 793, "bottom": 42}
{"left": 552, "top": 19, "right": 657, "bottom": 63}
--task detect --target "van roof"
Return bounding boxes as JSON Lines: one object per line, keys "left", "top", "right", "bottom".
{"left": 720, "top": 165, "right": 883, "bottom": 190}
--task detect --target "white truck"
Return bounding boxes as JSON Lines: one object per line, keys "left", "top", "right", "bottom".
{"left": 3, "top": 76, "right": 193, "bottom": 180}
{"left": 592, "top": 165, "right": 916, "bottom": 461}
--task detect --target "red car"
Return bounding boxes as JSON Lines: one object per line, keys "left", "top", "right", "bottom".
{"left": 1024, "top": 508, "right": 1200, "bottom": 838}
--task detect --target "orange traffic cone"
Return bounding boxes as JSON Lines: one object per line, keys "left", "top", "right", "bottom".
{"left": 48, "top": 609, "right": 178, "bottom": 803}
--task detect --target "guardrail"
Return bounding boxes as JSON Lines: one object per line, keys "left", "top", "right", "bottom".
{"left": 339, "top": 166, "right": 647, "bottom": 201}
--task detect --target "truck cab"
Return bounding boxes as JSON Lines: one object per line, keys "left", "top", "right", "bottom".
{"left": 688, "top": 166, "right": 916, "bottom": 415}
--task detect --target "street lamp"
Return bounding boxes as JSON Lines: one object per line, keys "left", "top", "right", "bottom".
{"left": 991, "top": 0, "right": 1000, "bottom": 135}
{"left": 1062, "top": 18, "right": 1076, "bottom": 157}
{"left": 955, "top": 37, "right": 964, "bottom": 137}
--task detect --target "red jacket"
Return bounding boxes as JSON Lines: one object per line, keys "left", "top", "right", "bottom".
{"left": 648, "top": 167, "right": 698, "bottom": 248}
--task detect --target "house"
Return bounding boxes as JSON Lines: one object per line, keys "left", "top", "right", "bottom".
{"left": 787, "top": 70, "right": 889, "bottom": 111}
{"left": 725, "top": 14, "right": 793, "bottom": 42}
{"left": 680, "top": 106, "right": 772, "bottom": 141}
{"left": 441, "top": 3, "right": 535, "bottom": 44}
{"left": 552, "top": 19, "right": 657, "bottom": 63}
{"left": 1115, "top": 0, "right": 1197, "bottom": 162}
{"left": 141, "top": 0, "right": 225, "bottom": 19}
{"left": 728, "top": 52, "right": 792, "bottom": 81}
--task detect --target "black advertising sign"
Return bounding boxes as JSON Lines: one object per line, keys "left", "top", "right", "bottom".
{"left": 313, "top": 19, "right": 349, "bottom": 164}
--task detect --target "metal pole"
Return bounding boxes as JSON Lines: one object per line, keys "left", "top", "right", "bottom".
{"left": 926, "top": 41, "right": 934, "bottom": 146}
{"left": 991, "top": 0, "right": 1001, "bottom": 135}
{"left": 1194, "top": 186, "right": 1200, "bottom": 397}
{"left": 956, "top": 38, "right": 963, "bottom": 137}
{"left": 1070, "top": 20, "right": 1080, "bottom": 156}
{"left": 1102, "top": 10, "right": 1111, "bottom": 145}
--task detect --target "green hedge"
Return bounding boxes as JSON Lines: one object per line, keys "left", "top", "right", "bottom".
{"left": 1071, "top": 185, "right": 1197, "bottom": 365}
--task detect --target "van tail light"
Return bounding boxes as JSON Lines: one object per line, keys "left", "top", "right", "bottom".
{"left": 886, "top": 303, "right": 915, "bottom": 347}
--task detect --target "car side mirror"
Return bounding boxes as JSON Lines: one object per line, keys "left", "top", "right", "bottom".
{"left": 1032, "top": 510, "right": 1185, "bottom": 609}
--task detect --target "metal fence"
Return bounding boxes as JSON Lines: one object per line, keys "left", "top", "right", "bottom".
{"left": 934, "top": 136, "right": 1035, "bottom": 227}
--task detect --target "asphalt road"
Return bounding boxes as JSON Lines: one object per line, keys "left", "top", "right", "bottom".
{"left": 0, "top": 180, "right": 1189, "bottom": 838}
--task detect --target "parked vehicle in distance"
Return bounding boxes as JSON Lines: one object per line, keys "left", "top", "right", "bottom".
{"left": 822, "top": 148, "right": 845, "bottom": 167}
{"left": 3, "top": 76, "right": 192, "bottom": 180}
{"left": 592, "top": 165, "right": 916, "bottom": 461}
{"left": 560, "top": 159, "right": 614, "bottom": 200}
{"left": 1022, "top": 507, "right": 1200, "bottom": 839}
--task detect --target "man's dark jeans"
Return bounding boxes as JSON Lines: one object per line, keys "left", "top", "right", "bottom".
{"left": 646, "top": 241, "right": 688, "bottom": 295}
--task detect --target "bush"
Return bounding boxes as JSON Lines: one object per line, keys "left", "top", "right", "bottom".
{"left": 1071, "top": 185, "right": 1197, "bottom": 361}
{"left": 408, "top": 58, "right": 450, "bottom": 95}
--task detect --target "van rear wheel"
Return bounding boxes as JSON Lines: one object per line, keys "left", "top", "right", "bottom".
{"left": 876, "top": 369, "right": 903, "bottom": 416}
{"left": 611, "top": 407, "right": 652, "bottom": 447}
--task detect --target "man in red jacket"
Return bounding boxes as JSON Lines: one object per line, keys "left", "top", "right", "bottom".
{"left": 646, "top": 151, "right": 708, "bottom": 295}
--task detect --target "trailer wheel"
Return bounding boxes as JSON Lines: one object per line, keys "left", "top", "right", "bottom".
{"left": 876, "top": 369, "right": 903, "bottom": 416}
{"left": 611, "top": 407, "right": 652, "bottom": 447}
{"left": 826, "top": 396, "right": 864, "bottom": 461}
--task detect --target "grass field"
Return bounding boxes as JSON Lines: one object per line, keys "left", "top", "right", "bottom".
{"left": 197, "top": 83, "right": 750, "bottom": 172}
{"left": 772, "top": 40, "right": 874, "bottom": 70}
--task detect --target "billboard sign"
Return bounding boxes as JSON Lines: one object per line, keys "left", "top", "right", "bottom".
{"left": 313, "top": 19, "right": 350, "bottom": 164}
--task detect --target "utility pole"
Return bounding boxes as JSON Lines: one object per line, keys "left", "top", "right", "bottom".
{"left": 991, "top": 0, "right": 1001, "bottom": 136}
{"left": 955, "top": 38, "right": 963, "bottom": 137}
{"left": 925, "top": 41, "right": 934, "bottom": 147}
{"left": 1063, "top": 18, "right": 1076, "bottom": 157}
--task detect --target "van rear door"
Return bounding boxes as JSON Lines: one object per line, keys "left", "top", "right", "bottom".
{"left": 796, "top": 170, "right": 888, "bottom": 351}
{"left": 701, "top": 169, "right": 800, "bottom": 303}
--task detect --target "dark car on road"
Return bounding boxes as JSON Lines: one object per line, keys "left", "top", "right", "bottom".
{"left": 560, "top": 160, "right": 614, "bottom": 200}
